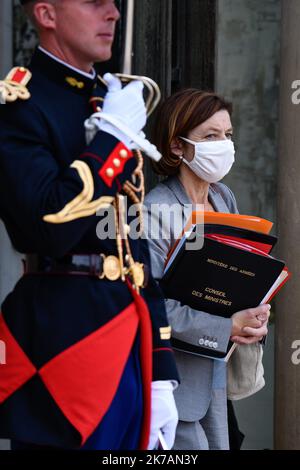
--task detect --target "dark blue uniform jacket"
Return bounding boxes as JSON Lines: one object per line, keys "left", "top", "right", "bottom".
{"left": 0, "top": 49, "right": 178, "bottom": 448}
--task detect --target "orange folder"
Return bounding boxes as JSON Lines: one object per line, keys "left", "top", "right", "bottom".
{"left": 165, "top": 212, "right": 273, "bottom": 268}
{"left": 189, "top": 211, "right": 273, "bottom": 234}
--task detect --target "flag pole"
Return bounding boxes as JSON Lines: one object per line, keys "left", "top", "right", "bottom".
{"left": 122, "top": 0, "right": 135, "bottom": 74}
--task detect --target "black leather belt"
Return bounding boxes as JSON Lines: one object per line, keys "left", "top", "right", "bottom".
{"left": 25, "top": 254, "right": 149, "bottom": 287}
{"left": 26, "top": 254, "right": 105, "bottom": 277}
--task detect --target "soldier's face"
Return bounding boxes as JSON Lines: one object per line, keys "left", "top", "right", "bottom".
{"left": 53, "top": 0, "right": 120, "bottom": 65}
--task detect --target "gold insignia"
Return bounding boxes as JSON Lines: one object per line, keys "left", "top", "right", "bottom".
{"left": 160, "top": 326, "right": 172, "bottom": 340}
{"left": 127, "top": 262, "right": 145, "bottom": 289}
{"left": 0, "top": 67, "right": 32, "bottom": 103}
{"left": 102, "top": 255, "right": 122, "bottom": 281}
{"left": 43, "top": 160, "right": 114, "bottom": 223}
{"left": 65, "top": 77, "right": 85, "bottom": 89}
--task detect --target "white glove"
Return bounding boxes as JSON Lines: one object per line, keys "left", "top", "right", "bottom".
{"left": 148, "top": 381, "right": 179, "bottom": 450}
{"left": 88, "top": 73, "right": 146, "bottom": 149}
{"left": 102, "top": 73, "right": 147, "bottom": 134}
{"left": 84, "top": 74, "right": 162, "bottom": 161}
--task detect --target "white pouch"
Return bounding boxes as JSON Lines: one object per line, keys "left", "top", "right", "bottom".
{"left": 227, "top": 343, "right": 265, "bottom": 400}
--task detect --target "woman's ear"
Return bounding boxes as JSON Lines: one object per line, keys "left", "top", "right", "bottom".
{"left": 170, "top": 138, "right": 184, "bottom": 157}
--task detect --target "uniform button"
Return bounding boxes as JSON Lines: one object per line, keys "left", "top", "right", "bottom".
{"left": 208, "top": 341, "right": 213, "bottom": 348}
{"left": 198, "top": 338, "right": 204, "bottom": 345}
{"left": 106, "top": 168, "right": 114, "bottom": 178}
{"left": 204, "top": 339, "right": 209, "bottom": 347}
{"left": 113, "top": 158, "right": 121, "bottom": 168}
{"left": 119, "top": 149, "right": 128, "bottom": 159}
{"left": 213, "top": 342, "right": 218, "bottom": 349}
{"left": 19, "top": 67, "right": 25, "bottom": 72}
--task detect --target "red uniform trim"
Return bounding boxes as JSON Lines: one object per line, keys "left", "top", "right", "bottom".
{"left": 10, "top": 69, "right": 28, "bottom": 84}
{"left": 127, "top": 282, "right": 153, "bottom": 450}
{"left": 39, "top": 302, "right": 139, "bottom": 445}
{"left": 0, "top": 285, "right": 153, "bottom": 449}
{"left": 6, "top": 67, "right": 31, "bottom": 86}
{"left": 153, "top": 347, "right": 173, "bottom": 353}
{"left": 0, "top": 315, "right": 37, "bottom": 403}
{"left": 99, "top": 142, "right": 133, "bottom": 187}
{"left": 80, "top": 152, "right": 105, "bottom": 165}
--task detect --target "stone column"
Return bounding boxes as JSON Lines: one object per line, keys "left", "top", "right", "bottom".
{"left": 275, "top": 0, "right": 300, "bottom": 450}
{"left": 0, "top": 0, "right": 13, "bottom": 76}
{"left": 0, "top": 0, "right": 23, "bottom": 305}
{"left": 0, "top": 1, "right": 22, "bottom": 452}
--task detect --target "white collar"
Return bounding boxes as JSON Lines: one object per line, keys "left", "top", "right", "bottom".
{"left": 38, "top": 46, "right": 96, "bottom": 80}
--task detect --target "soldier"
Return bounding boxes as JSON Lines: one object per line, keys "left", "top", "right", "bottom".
{"left": 0, "top": 0, "right": 178, "bottom": 450}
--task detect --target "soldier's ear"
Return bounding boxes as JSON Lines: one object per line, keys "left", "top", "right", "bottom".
{"left": 33, "top": 2, "right": 56, "bottom": 30}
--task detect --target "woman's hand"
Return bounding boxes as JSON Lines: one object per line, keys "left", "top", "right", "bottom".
{"left": 230, "top": 304, "right": 270, "bottom": 344}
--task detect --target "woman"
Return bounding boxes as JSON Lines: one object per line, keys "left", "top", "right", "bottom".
{"left": 144, "top": 89, "right": 269, "bottom": 450}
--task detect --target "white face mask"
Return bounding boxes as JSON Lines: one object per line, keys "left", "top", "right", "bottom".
{"left": 180, "top": 137, "right": 235, "bottom": 183}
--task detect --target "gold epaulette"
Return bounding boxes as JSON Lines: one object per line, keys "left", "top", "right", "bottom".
{"left": 0, "top": 67, "right": 32, "bottom": 104}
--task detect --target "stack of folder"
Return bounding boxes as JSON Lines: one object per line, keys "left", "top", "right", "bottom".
{"left": 160, "top": 212, "right": 290, "bottom": 361}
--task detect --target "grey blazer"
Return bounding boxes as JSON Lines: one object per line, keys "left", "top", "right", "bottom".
{"left": 144, "top": 176, "right": 239, "bottom": 421}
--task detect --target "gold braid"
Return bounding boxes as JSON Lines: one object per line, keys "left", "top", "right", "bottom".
{"left": 122, "top": 149, "right": 145, "bottom": 235}
{"left": 111, "top": 150, "right": 146, "bottom": 293}
{"left": 114, "top": 196, "right": 125, "bottom": 281}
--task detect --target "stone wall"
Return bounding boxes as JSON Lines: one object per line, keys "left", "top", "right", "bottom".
{"left": 215, "top": 0, "right": 281, "bottom": 450}
{"left": 13, "top": 0, "right": 38, "bottom": 67}
{"left": 216, "top": 0, "right": 281, "bottom": 223}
